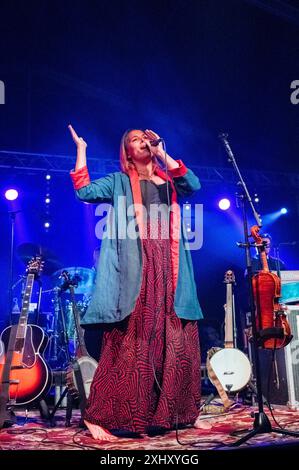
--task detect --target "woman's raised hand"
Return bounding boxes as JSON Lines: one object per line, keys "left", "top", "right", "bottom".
{"left": 68, "top": 124, "right": 87, "bottom": 149}
{"left": 68, "top": 124, "right": 87, "bottom": 170}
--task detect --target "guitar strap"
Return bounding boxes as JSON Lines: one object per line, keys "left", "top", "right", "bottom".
{"left": 206, "top": 348, "right": 234, "bottom": 410}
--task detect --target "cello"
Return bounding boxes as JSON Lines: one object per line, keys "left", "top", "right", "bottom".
{"left": 250, "top": 225, "right": 292, "bottom": 349}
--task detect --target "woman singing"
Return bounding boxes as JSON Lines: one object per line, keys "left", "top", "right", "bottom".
{"left": 69, "top": 125, "right": 203, "bottom": 441}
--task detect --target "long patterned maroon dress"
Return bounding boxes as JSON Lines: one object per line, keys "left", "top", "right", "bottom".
{"left": 84, "top": 181, "right": 201, "bottom": 434}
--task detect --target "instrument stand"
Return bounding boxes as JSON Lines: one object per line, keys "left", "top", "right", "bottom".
{"left": 32, "top": 278, "right": 51, "bottom": 421}
{"left": 219, "top": 134, "right": 299, "bottom": 447}
{"left": 48, "top": 288, "right": 86, "bottom": 428}
{"left": 47, "top": 287, "right": 70, "bottom": 370}
{"left": 48, "top": 367, "right": 86, "bottom": 428}
{"left": 49, "top": 386, "right": 73, "bottom": 427}
{"left": 48, "top": 288, "right": 73, "bottom": 426}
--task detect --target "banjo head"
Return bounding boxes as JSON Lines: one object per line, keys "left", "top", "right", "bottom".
{"left": 67, "top": 356, "right": 98, "bottom": 398}
{"left": 209, "top": 348, "right": 252, "bottom": 392}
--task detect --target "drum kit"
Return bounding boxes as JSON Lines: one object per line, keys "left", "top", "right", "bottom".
{"left": 15, "top": 242, "right": 96, "bottom": 369}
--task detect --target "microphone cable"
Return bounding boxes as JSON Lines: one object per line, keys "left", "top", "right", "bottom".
{"left": 148, "top": 138, "right": 187, "bottom": 442}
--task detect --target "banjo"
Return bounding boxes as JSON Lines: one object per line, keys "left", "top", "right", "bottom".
{"left": 60, "top": 271, "right": 98, "bottom": 401}
{"left": 208, "top": 270, "right": 252, "bottom": 393}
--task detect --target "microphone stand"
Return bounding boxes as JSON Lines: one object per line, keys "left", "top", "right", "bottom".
{"left": 272, "top": 245, "right": 281, "bottom": 279}
{"left": 219, "top": 133, "right": 299, "bottom": 446}
{"left": 7, "top": 210, "right": 21, "bottom": 326}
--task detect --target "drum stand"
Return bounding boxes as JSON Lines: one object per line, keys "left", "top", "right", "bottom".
{"left": 219, "top": 133, "right": 299, "bottom": 446}
{"left": 47, "top": 287, "right": 70, "bottom": 370}
{"left": 48, "top": 287, "right": 85, "bottom": 428}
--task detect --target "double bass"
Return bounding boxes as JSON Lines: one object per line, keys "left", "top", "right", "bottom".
{"left": 250, "top": 225, "right": 292, "bottom": 349}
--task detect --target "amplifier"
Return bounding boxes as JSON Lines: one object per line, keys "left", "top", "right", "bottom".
{"left": 284, "top": 306, "right": 299, "bottom": 409}
{"left": 246, "top": 306, "right": 299, "bottom": 410}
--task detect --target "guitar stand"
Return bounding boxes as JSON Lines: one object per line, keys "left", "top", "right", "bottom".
{"left": 48, "top": 362, "right": 86, "bottom": 428}
{"left": 37, "top": 398, "right": 50, "bottom": 420}
{"left": 48, "top": 387, "right": 75, "bottom": 427}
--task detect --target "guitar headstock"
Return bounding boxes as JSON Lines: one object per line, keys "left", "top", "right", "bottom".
{"left": 224, "top": 269, "right": 235, "bottom": 284}
{"left": 61, "top": 270, "right": 70, "bottom": 282}
{"left": 60, "top": 270, "right": 80, "bottom": 290}
{"left": 26, "top": 256, "right": 44, "bottom": 278}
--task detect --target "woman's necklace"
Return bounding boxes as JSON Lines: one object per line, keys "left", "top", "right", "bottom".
{"left": 138, "top": 169, "right": 153, "bottom": 180}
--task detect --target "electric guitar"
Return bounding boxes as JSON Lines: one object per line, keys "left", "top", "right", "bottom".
{"left": 0, "top": 257, "right": 52, "bottom": 428}
{"left": 61, "top": 271, "right": 98, "bottom": 402}
{"left": 208, "top": 270, "right": 252, "bottom": 393}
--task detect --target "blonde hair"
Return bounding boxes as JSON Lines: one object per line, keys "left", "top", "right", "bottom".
{"left": 119, "top": 129, "right": 159, "bottom": 175}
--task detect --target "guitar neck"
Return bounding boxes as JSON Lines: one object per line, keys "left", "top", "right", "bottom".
{"left": 15, "top": 273, "right": 35, "bottom": 350}
{"left": 69, "top": 287, "right": 88, "bottom": 357}
{"left": 224, "top": 283, "right": 234, "bottom": 348}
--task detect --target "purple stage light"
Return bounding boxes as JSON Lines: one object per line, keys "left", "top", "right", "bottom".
{"left": 5, "top": 189, "right": 19, "bottom": 201}
{"left": 218, "top": 198, "right": 230, "bottom": 210}
{"left": 280, "top": 208, "right": 288, "bottom": 214}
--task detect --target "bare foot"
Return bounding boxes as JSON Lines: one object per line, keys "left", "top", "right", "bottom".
{"left": 84, "top": 420, "right": 118, "bottom": 441}
{"left": 194, "top": 415, "right": 213, "bottom": 430}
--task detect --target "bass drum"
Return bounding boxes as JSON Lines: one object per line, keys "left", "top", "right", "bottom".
{"left": 208, "top": 347, "right": 252, "bottom": 393}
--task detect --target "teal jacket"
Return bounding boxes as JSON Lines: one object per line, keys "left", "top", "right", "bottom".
{"left": 71, "top": 161, "right": 203, "bottom": 325}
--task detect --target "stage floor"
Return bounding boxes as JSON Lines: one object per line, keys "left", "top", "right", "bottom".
{"left": 0, "top": 404, "right": 299, "bottom": 451}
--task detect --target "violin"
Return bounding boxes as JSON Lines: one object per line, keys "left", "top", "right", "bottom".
{"left": 250, "top": 225, "right": 292, "bottom": 349}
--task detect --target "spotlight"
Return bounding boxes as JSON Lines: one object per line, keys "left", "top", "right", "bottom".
{"left": 5, "top": 189, "right": 19, "bottom": 201}
{"left": 280, "top": 208, "right": 288, "bottom": 214}
{"left": 218, "top": 198, "right": 230, "bottom": 210}
{"left": 45, "top": 197, "right": 51, "bottom": 204}
{"left": 45, "top": 174, "right": 51, "bottom": 180}
{"left": 254, "top": 197, "right": 259, "bottom": 203}
{"left": 44, "top": 222, "right": 50, "bottom": 229}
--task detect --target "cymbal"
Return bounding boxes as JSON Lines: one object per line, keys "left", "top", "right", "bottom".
{"left": 51, "top": 267, "right": 95, "bottom": 294}
{"left": 17, "top": 243, "right": 62, "bottom": 276}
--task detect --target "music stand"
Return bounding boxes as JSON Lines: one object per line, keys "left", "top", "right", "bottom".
{"left": 219, "top": 133, "right": 299, "bottom": 446}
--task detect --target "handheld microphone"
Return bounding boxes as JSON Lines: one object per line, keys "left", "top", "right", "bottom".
{"left": 149, "top": 138, "right": 163, "bottom": 147}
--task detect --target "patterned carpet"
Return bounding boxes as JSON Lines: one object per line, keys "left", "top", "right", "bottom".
{"left": 0, "top": 404, "right": 299, "bottom": 451}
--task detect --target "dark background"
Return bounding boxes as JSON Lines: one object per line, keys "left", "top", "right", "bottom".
{"left": 1, "top": 0, "right": 299, "bottom": 349}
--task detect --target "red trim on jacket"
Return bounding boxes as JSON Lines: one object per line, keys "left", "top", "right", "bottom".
{"left": 128, "top": 167, "right": 145, "bottom": 240}
{"left": 70, "top": 166, "right": 91, "bottom": 190}
{"left": 155, "top": 165, "right": 180, "bottom": 293}
{"left": 128, "top": 164, "right": 181, "bottom": 293}
{"left": 167, "top": 159, "right": 188, "bottom": 178}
